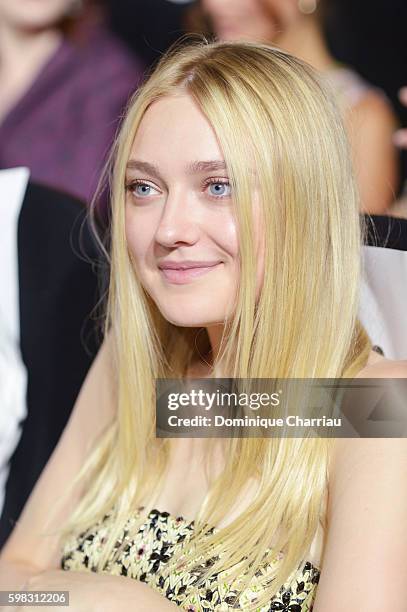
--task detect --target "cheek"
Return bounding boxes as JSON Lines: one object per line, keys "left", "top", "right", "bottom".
{"left": 217, "top": 217, "right": 239, "bottom": 258}
{"left": 124, "top": 205, "right": 151, "bottom": 265}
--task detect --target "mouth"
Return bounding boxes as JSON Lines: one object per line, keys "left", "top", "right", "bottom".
{"left": 158, "top": 262, "right": 223, "bottom": 284}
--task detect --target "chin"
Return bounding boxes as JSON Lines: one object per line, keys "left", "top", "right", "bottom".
{"left": 145, "top": 285, "right": 233, "bottom": 327}
{"left": 160, "top": 313, "right": 221, "bottom": 328}
{"left": 155, "top": 303, "right": 224, "bottom": 328}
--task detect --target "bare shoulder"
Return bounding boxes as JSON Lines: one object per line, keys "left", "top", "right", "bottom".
{"left": 315, "top": 438, "right": 407, "bottom": 609}
{"left": 352, "top": 88, "right": 397, "bottom": 128}
{"left": 355, "top": 351, "right": 407, "bottom": 378}
{"left": 329, "top": 351, "right": 407, "bottom": 485}
{"left": 67, "top": 330, "right": 117, "bottom": 452}
{"left": 330, "top": 351, "right": 407, "bottom": 466}
{"left": 314, "top": 353, "right": 407, "bottom": 609}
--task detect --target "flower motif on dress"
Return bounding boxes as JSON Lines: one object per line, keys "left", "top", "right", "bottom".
{"left": 60, "top": 507, "right": 320, "bottom": 611}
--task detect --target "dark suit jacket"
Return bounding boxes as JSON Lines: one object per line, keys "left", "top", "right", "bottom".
{"left": 0, "top": 182, "right": 103, "bottom": 548}
{"left": 364, "top": 214, "right": 407, "bottom": 250}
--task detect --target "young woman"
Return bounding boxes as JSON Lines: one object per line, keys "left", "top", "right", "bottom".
{"left": 195, "top": 0, "right": 400, "bottom": 215}
{"left": 0, "top": 41, "right": 406, "bottom": 612}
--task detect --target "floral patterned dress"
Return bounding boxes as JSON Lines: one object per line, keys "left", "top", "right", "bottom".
{"left": 60, "top": 506, "right": 320, "bottom": 611}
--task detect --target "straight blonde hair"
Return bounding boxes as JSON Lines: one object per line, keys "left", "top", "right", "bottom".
{"left": 50, "top": 40, "right": 371, "bottom": 609}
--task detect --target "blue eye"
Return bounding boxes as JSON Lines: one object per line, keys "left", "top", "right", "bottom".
{"left": 126, "top": 181, "right": 160, "bottom": 198}
{"left": 135, "top": 184, "right": 152, "bottom": 196}
{"left": 207, "top": 181, "right": 231, "bottom": 198}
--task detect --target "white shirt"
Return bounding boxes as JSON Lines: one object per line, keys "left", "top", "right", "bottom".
{"left": 360, "top": 245, "right": 407, "bottom": 360}
{"left": 0, "top": 167, "right": 29, "bottom": 516}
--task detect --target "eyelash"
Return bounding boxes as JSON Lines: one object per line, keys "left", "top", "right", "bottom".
{"left": 204, "top": 178, "right": 231, "bottom": 198}
{"left": 125, "top": 178, "right": 232, "bottom": 200}
{"left": 125, "top": 180, "right": 157, "bottom": 198}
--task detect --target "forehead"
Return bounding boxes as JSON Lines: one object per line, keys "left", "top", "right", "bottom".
{"left": 129, "top": 94, "right": 225, "bottom": 169}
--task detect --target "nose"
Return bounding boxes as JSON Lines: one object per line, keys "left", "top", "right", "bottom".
{"left": 154, "top": 187, "right": 200, "bottom": 248}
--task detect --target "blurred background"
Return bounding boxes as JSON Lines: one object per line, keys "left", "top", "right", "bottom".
{"left": 107, "top": 0, "right": 407, "bottom": 203}
{"left": 1, "top": 0, "right": 406, "bottom": 209}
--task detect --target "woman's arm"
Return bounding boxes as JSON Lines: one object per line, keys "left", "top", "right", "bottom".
{"left": 0, "top": 558, "right": 39, "bottom": 590}
{"left": 346, "top": 90, "right": 399, "bottom": 215}
{"left": 8, "top": 568, "right": 179, "bottom": 612}
{"left": 0, "top": 334, "right": 116, "bottom": 580}
{"left": 313, "top": 361, "right": 407, "bottom": 612}
{"left": 393, "top": 87, "right": 407, "bottom": 149}
{"left": 0, "top": 332, "right": 179, "bottom": 612}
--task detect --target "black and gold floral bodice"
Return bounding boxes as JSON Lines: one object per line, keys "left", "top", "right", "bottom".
{"left": 61, "top": 506, "right": 320, "bottom": 611}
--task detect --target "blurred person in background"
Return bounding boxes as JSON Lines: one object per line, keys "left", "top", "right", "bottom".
{"left": 0, "top": 0, "right": 144, "bottom": 205}
{"left": 393, "top": 88, "right": 407, "bottom": 150}
{"left": 0, "top": 166, "right": 102, "bottom": 549}
{"left": 107, "top": 0, "right": 193, "bottom": 68}
{"left": 0, "top": 317, "right": 27, "bottom": 523}
{"left": 194, "top": 0, "right": 399, "bottom": 215}
{"left": 391, "top": 87, "right": 407, "bottom": 218}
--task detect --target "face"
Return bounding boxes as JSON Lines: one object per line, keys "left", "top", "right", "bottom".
{"left": 125, "top": 94, "right": 264, "bottom": 328}
{"left": 201, "top": 0, "right": 299, "bottom": 42}
{"left": 0, "top": 0, "right": 76, "bottom": 31}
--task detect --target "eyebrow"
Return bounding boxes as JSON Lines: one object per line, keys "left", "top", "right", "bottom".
{"left": 125, "top": 159, "right": 228, "bottom": 180}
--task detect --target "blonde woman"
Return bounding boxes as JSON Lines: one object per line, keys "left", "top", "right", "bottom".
{"left": 1, "top": 41, "right": 406, "bottom": 612}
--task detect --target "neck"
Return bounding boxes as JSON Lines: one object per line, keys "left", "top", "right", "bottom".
{"left": 186, "top": 324, "right": 225, "bottom": 378}
{"left": 275, "top": 15, "right": 335, "bottom": 72}
{"left": 206, "top": 324, "right": 225, "bottom": 366}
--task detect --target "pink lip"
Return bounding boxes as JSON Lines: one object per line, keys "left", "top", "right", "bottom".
{"left": 158, "top": 261, "right": 222, "bottom": 284}
{"left": 158, "top": 260, "right": 222, "bottom": 269}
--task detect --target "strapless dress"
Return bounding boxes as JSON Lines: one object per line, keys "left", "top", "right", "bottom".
{"left": 61, "top": 505, "right": 320, "bottom": 611}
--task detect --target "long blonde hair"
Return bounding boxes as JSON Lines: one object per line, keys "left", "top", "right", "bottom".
{"left": 53, "top": 40, "right": 371, "bottom": 609}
